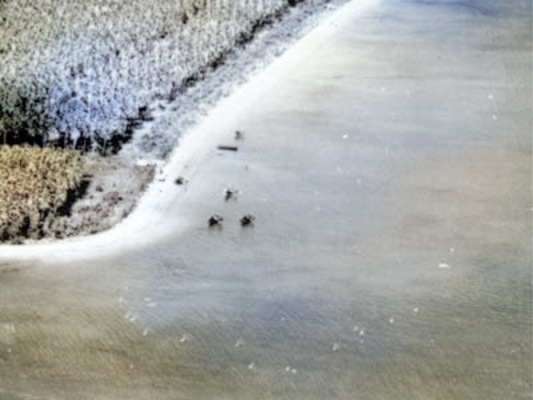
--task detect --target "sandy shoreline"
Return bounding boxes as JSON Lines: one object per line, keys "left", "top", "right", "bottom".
{"left": 0, "top": 0, "right": 345, "bottom": 250}
{"left": 0, "top": 0, "right": 378, "bottom": 264}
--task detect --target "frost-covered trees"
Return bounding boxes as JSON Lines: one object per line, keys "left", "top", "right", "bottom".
{"left": 0, "top": 0, "right": 323, "bottom": 153}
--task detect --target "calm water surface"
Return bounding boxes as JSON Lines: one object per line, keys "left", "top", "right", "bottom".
{"left": 0, "top": 0, "right": 531, "bottom": 398}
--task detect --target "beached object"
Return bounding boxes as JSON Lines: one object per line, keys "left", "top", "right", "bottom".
{"left": 240, "top": 214, "right": 255, "bottom": 227}
{"left": 208, "top": 214, "right": 223, "bottom": 227}
{"left": 175, "top": 176, "right": 187, "bottom": 185}
{"left": 288, "top": 0, "right": 304, "bottom": 6}
{"left": 217, "top": 145, "right": 238, "bottom": 152}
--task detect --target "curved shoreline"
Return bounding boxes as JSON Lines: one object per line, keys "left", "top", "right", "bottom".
{"left": 0, "top": 0, "right": 347, "bottom": 252}
{"left": 0, "top": 0, "right": 377, "bottom": 264}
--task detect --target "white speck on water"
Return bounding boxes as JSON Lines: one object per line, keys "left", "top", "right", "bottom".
{"left": 7, "top": 348, "right": 11, "bottom": 353}
{"left": 342, "top": 134, "right": 349, "bottom": 139}
{"left": 332, "top": 343, "right": 340, "bottom": 351}
{"left": 356, "top": 178, "right": 362, "bottom": 185}
{"left": 291, "top": 368, "right": 298, "bottom": 374}
{"left": 144, "top": 297, "right": 151, "bottom": 302}
{"left": 118, "top": 297, "right": 124, "bottom": 303}
{"left": 492, "top": 114, "right": 498, "bottom": 121}
{"left": 488, "top": 93, "right": 494, "bottom": 100}
{"left": 285, "top": 366, "right": 291, "bottom": 372}
{"left": 235, "top": 339, "right": 244, "bottom": 348}
{"left": 129, "top": 363, "right": 134, "bottom": 369}
{"left": 180, "top": 334, "right": 189, "bottom": 343}
{"left": 353, "top": 325, "right": 359, "bottom": 332}
{"left": 147, "top": 302, "right": 157, "bottom": 308}
{"left": 389, "top": 318, "right": 394, "bottom": 325}
{"left": 359, "top": 329, "right": 365, "bottom": 336}
{"left": 248, "top": 363, "right": 255, "bottom": 370}
{"left": 438, "top": 262, "right": 450, "bottom": 269}
{"left": 413, "top": 307, "right": 419, "bottom": 313}
{"left": 142, "top": 329, "right": 149, "bottom": 336}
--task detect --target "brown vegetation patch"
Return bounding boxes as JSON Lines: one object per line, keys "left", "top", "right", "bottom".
{"left": 0, "top": 145, "right": 84, "bottom": 242}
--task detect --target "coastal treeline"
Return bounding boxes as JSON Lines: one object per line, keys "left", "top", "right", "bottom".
{"left": 0, "top": 0, "right": 323, "bottom": 154}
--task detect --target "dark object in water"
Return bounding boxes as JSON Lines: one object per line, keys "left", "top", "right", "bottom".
{"left": 209, "top": 214, "right": 223, "bottom": 227}
{"left": 217, "top": 145, "right": 238, "bottom": 151}
{"left": 175, "top": 176, "right": 186, "bottom": 185}
{"left": 224, "top": 188, "right": 238, "bottom": 201}
{"left": 240, "top": 214, "right": 255, "bottom": 227}
{"left": 235, "top": 131, "right": 244, "bottom": 140}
